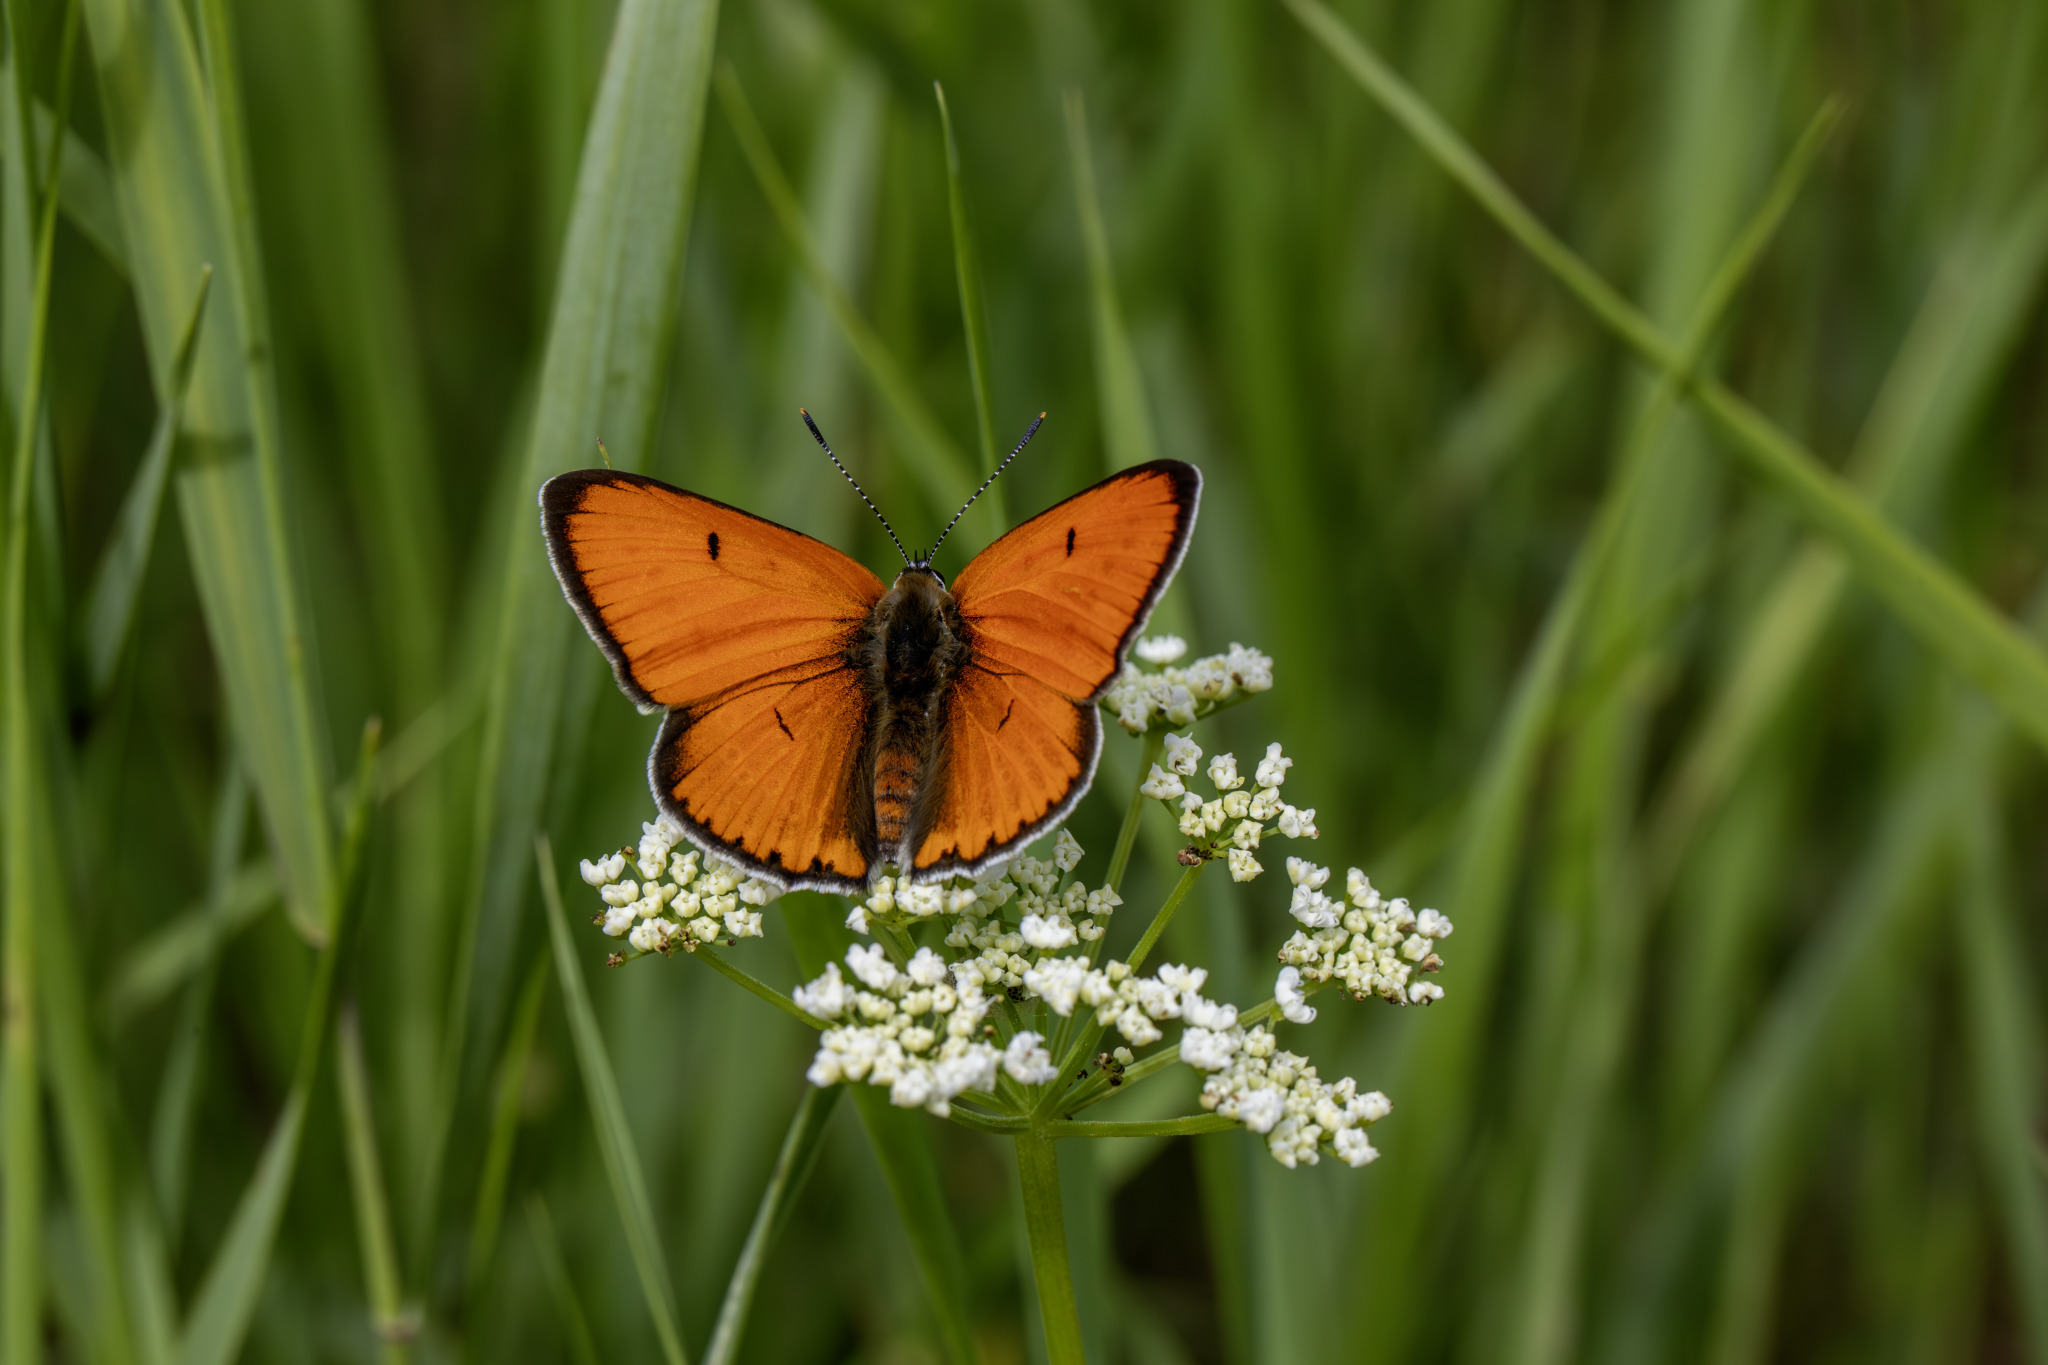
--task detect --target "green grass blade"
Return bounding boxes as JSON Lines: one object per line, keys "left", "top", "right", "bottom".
{"left": 1957, "top": 797, "right": 2048, "bottom": 1364}
{"left": 526, "top": 1198, "right": 602, "bottom": 1365}
{"left": 1284, "top": 0, "right": 2048, "bottom": 759}
{"left": 1, "top": 4, "right": 76, "bottom": 1355}
{"left": 1063, "top": 89, "right": 1157, "bottom": 472}
{"left": 175, "top": 720, "right": 379, "bottom": 1365}
{"left": 535, "top": 835, "right": 689, "bottom": 1365}
{"left": 105, "top": 859, "right": 276, "bottom": 1022}
{"left": 81, "top": 264, "right": 210, "bottom": 698}
{"left": 1648, "top": 173, "right": 2048, "bottom": 886}
{"left": 716, "top": 64, "right": 994, "bottom": 551}
{"left": 465, "top": 949, "right": 550, "bottom": 1299}
{"left": 702, "top": 1084, "right": 842, "bottom": 1365}
{"left": 80, "top": 0, "right": 338, "bottom": 942}
{"left": 26, "top": 98, "right": 126, "bottom": 274}
{"left": 933, "top": 82, "right": 1001, "bottom": 499}
{"left": 425, "top": 0, "right": 720, "bottom": 1260}
{"left": 336, "top": 1007, "right": 411, "bottom": 1365}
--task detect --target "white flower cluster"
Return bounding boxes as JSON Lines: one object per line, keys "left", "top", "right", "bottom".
{"left": 1138, "top": 735, "right": 1317, "bottom": 881}
{"left": 796, "top": 944, "right": 1045, "bottom": 1116}
{"left": 579, "top": 815, "right": 780, "bottom": 956}
{"left": 1277, "top": 867, "right": 1454, "bottom": 1005}
{"left": 798, "top": 945, "right": 1040, "bottom": 1113}
{"left": 1189, "top": 1023, "right": 1392, "bottom": 1168}
{"left": 1103, "top": 640, "right": 1274, "bottom": 734}
{"left": 936, "top": 830, "right": 1124, "bottom": 985}
{"left": 1019, "top": 957, "right": 1240, "bottom": 1048}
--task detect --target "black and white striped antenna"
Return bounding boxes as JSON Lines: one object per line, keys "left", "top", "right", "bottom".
{"left": 925, "top": 412, "right": 1044, "bottom": 562}
{"left": 802, "top": 409, "right": 911, "bottom": 568}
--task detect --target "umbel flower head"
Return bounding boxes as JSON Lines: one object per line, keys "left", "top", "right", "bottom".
{"left": 575, "top": 639, "right": 1452, "bottom": 1171}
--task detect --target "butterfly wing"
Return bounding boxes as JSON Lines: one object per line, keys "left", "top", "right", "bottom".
{"left": 911, "top": 459, "right": 1201, "bottom": 875}
{"left": 541, "top": 470, "right": 885, "bottom": 889}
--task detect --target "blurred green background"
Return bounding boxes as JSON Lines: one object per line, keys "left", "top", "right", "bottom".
{"left": 7, "top": 0, "right": 2047, "bottom": 1360}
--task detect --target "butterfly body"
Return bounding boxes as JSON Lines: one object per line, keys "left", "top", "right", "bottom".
{"left": 541, "top": 449, "right": 1199, "bottom": 893}
{"left": 859, "top": 565, "right": 968, "bottom": 868}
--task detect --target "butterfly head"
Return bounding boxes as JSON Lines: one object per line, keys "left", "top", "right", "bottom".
{"left": 897, "top": 560, "right": 948, "bottom": 592}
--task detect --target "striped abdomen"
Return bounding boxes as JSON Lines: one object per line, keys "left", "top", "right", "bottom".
{"left": 873, "top": 743, "right": 920, "bottom": 852}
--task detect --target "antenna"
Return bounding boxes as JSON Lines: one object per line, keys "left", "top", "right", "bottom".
{"left": 802, "top": 409, "right": 911, "bottom": 568}
{"left": 926, "top": 412, "right": 1044, "bottom": 561}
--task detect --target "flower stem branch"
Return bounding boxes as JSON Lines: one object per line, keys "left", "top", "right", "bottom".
{"left": 1035, "top": 862, "right": 1207, "bottom": 1122}
{"left": 1104, "top": 730, "right": 1164, "bottom": 894}
{"left": 1015, "top": 1131, "right": 1087, "bottom": 1365}
{"left": 1063, "top": 995, "right": 1285, "bottom": 1115}
{"left": 942, "top": 1106, "right": 1028, "bottom": 1135}
{"left": 691, "top": 946, "right": 823, "bottom": 1031}
{"left": 1041, "top": 1114, "right": 1238, "bottom": 1139}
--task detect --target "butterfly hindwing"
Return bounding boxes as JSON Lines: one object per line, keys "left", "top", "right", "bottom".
{"left": 541, "top": 470, "right": 884, "bottom": 889}
{"left": 913, "top": 460, "right": 1201, "bottom": 873}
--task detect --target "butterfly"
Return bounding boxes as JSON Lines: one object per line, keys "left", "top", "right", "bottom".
{"left": 539, "top": 412, "right": 1200, "bottom": 893}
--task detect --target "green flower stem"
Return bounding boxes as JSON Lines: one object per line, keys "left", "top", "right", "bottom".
{"left": 1104, "top": 731, "right": 1164, "bottom": 895}
{"left": 1123, "top": 862, "right": 1204, "bottom": 974}
{"left": 1035, "top": 862, "right": 1207, "bottom": 1123}
{"left": 702, "top": 1086, "right": 842, "bottom": 1365}
{"left": 1015, "top": 1131, "right": 1087, "bottom": 1365}
{"left": 934, "top": 80, "right": 1000, "bottom": 504}
{"left": 943, "top": 1106, "right": 1028, "bottom": 1135}
{"left": 692, "top": 946, "right": 823, "bottom": 1031}
{"left": 1042, "top": 1115, "right": 1238, "bottom": 1139}
{"left": 1063, "top": 995, "right": 1288, "bottom": 1115}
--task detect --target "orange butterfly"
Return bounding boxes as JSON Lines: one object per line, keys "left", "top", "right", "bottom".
{"left": 540, "top": 413, "right": 1200, "bottom": 893}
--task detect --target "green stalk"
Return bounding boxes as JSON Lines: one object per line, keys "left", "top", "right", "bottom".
{"left": 336, "top": 1007, "right": 412, "bottom": 1365}
{"left": 693, "top": 945, "right": 825, "bottom": 1029}
{"left": 465, "top": 950, "right": 550, "bottom": 1300}
{"left": 1015, "top": 1132, "right": 1086, "bottom": 1365}
{"left": 525, "top": 1198, "right": 602, "bottom": 1365}
{"left": 1035, "top": 862, "right": 1205, "bottom": 1123}
{"left": 934, "top": 81, "right": 1001, "bottom": 510}
{"left": 1, "top": 2, "right": 72, "bottom": 1350}
{"left": 1104, "top": 731, "right": 1163, "bottom": 895}
{"left": 701, "top": 1086, "right": 842, "bottom": 1365}
{"left": 1042, "top": 1115, "right": 1236, "bottom": 1139}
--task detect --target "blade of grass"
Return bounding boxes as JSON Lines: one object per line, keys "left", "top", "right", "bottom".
{"left": 152, "top": 759, "right": 248, "bottom": 1241}
{"left": 81, "top": 264, "right": 211, "bottom": 698}
{"left": 175, "top": 719, "right": 379, "bottom": 1365}
{"left": 934, "top": 82, "right": 1002, "bottom": 511}
{"left": 337, "top": 1006, "right": 412, "bottom": 1365}
{"left": 716, "top": 64, "right": 995, "bottom": 551}
{"left": 1647, "top": 172, "right": 2048, "bottom": 889}
{"left": 424, "top": 0, "right": 721, "bottom": 1265}
{"left": 536, "top": 836, "right": 688, "bottom": 1365}
{"left": 15, "top": 98, "right": 127, "bottom": 274}
{"left": 79, "top": 0, "right": 338, "bottom": 944}
{"left": 1956, "top": 790, "right": 2048, "bottom": 1364}
{"left": 1063, "top": 89, "right": 1157, "bottom": 472}
{"left": 105, "top": 858, "right": 275, "bottom": 1023}
{"left": 1505, "top": 97, "right": 1838, "bottom": 1365}
{"left": 526, "top": 1198, "right": 602, "bottom": 1365}
{"left": 701, "top": 1084, "right": 842, "bottom": 1365}
{"left": 465, "top": 948, "right": 550, "bottom": 1299}
{"left": 2, "top": 3, "right": 76, "bottom": 1354}
{"left": 1284, "top": 0, "right": 2048, "bottom": 759}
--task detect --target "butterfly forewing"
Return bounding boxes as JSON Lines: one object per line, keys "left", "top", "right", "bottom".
{"left": 914, "top": 459, "right": 1201, "bottom": 873}
{"left": 542, "top": 471, "right": 885, "bottom": 711}
{"left": 945, "top": 461, "right": 1200, "bottom": 701}
{"left": 541, "top": 470, "right": 884, "bottom": 889}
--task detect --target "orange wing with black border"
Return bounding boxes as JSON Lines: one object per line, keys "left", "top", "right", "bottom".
{"left": 912, "top": 460, "right": 1200, "bottom": 875}
{"left": 541, "top": 471, "right": 884, "bottom": 890}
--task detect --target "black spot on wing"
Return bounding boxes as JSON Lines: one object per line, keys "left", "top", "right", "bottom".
{"left": 1065, "top": 526, "right": 1075, "bottom": 557}
{"left": 774, "top": 707, "right": 794, "bottom": 740}
{"left": 997, "top": 698, "right": 1015, "bottom": 731}
{"left": 708, "top": 531, "right": 720, "bottom": 560}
